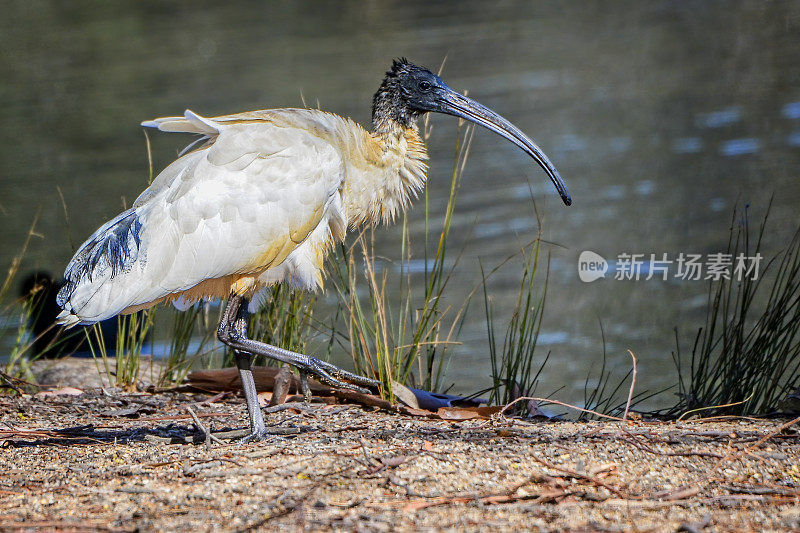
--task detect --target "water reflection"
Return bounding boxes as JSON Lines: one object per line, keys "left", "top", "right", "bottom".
{"left": 695, "top": 108, "right": 742, "bottom": 129}
{"left": 720, "top": 138, "right": 762, "bottom": 156}
{"left": 782, "top": 102, "right": 800, "bottom": 119}
{"left": 672, "top": 137, "right": 704, "bottom": 154}
{"left": 1, "top": 1, "right": 799, "bottom": 407}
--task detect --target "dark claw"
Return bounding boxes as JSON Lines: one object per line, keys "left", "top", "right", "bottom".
{"left": 314, "top": 359, "right": 381, "bottom": 389}
{"left": 239, "top": 428, "right": 275, "bottom": 444}
{"left": 302, "top": 357, "right": 372, "bottom": 394}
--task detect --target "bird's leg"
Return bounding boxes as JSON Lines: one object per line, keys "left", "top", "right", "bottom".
{"left": 217, "top": 297, "right": 380, "bottom": 396}
{"left": 217, "top": 295, "right": 269, "bottom": 442}
{"left": 232, "top": 298, "right": 314, "bottom": 402}
{"left": 233, "top": 351, "right": 270, "bottom": 442}
{"left": 227, "top": 336, "right": 379, "bottom": 393}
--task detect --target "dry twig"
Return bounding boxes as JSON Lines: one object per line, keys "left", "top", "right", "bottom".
{"left": 499, "top": 396, "right": 625, "bottom": 421}
{"left": 185, "top": 406, "right": 224, "bottom": 448}
{"left": 621, "top": 349, "right": 638, "bottom": 426}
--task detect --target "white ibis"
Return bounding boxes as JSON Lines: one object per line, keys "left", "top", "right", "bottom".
{"left": 57, "top": 59, "right": 571, "bottom": 440}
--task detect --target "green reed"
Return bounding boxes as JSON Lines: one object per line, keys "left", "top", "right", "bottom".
{"left": 670, "top": 204, "right": 800, "bottom": 416}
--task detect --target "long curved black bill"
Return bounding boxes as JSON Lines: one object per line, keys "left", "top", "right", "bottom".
{"left": 437, "top": 89, "right": 572, "bottom": 206}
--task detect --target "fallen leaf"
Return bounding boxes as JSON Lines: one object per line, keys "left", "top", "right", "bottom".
{"left": 437, "top": 408, "right": 482, "bottom": 421}
{"left": 256, "top": 392, "right": 272, "bottom": 407}
{"left": 436, "top": 405, "right": 503, "bottom": 421}
{"left": 399, "top": 406, "right": 438, "bottom": 418}
{"left": 391, "top": 381, "right": 419, "bottom": 409}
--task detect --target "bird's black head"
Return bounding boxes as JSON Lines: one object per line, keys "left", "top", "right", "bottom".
{"left": 372, "top": 58, "right": 572, "bottom": 206}
{"left": 372, "top": 58, "right": 449, "bottom": 129}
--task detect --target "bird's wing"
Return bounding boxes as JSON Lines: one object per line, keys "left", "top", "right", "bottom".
{"left": 139, "top": 110, "right": 348, "bottom": 291}
{"left": 60, "top": 110, "right": 347, "bottom": 323}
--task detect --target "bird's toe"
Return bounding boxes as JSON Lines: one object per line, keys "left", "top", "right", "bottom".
{"left": 239, "top": 429, "right": 275, "bottom": 444}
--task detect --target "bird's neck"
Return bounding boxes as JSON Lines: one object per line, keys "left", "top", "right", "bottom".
{"left": 341, "top": 117, "right": 429, "bottom": 227}
{"left": 371, "top": 79, "right": 417, "bottom": 133}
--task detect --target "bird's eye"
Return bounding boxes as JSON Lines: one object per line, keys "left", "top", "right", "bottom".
{"left": 418, "top": 80, "right": 432, "bottom": 91}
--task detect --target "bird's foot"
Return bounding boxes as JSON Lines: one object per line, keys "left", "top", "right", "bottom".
{"left": 299, "top": 356, "right": 380, "bottom": 394}
{"left": 239, "top": 427, "right": 276, "bottom": 444}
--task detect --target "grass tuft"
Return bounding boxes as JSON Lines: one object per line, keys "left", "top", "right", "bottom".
{"left": 671, "top": 204, "right": 800, "bottom": 416}
{"left": 2, "top": 217, "right": 41, "bottom": 384}
{"left": 484, "top": 227, "right": 550, "bottom": 413}
{"left": 86, "top": 310, "right": 153, "bottom": 391}
{"left": 157, "top": 302, "right": 218, "bottom": 386}
{"left": 330, "top": 122, "right": 474, "bottom": 400}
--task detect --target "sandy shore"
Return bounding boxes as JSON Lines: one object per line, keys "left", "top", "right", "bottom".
{"left": 0, "top": 385, "right": 798, "bottom": 532}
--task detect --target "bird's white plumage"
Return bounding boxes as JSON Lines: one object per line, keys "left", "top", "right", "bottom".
{"left": 58, "top": 108, "right": 428, "bottom": 325}
{"left": 61, "top": 111, "right": 345, "bottom": 323}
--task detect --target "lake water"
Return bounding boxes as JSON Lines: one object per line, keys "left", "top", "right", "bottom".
{"left": 2, "top": 2, "right": 799, "bottom": 408}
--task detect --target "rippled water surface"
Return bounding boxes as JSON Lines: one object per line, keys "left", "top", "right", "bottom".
{"left": 2, "top": 2, "right": 799, "bottom": 406}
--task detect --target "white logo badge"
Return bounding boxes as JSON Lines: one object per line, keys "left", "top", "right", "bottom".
{"left": 578, "top": 251, "right": 608, "bottom": 282}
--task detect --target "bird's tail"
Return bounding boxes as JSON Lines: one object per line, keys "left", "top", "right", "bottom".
{"left": 56, "top": 309, "right": 82, "bottom": 328}
{"left": 141, "top": 109, "right": 220, "bottom": 135}
{"left": 142, "top": 110, "right": 221, "bottom": 156}
{"left": 56, "top": 209, "right": 145, "bottom": 328}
